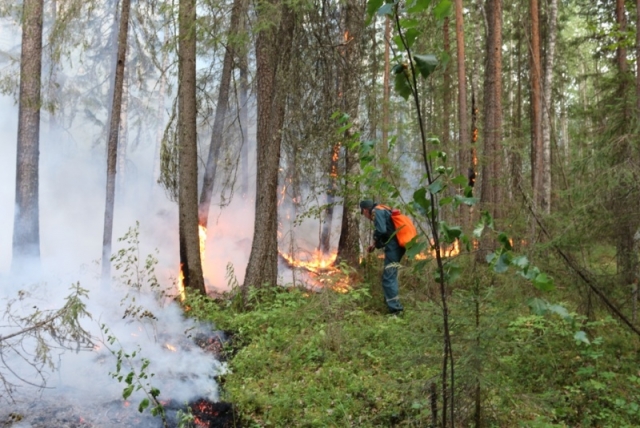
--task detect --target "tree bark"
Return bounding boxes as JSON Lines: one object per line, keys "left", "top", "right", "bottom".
{"left": 100, "top": 0, "right": 130, "bottom": 283}
{"left": 540, "top": 0, "right": 558, "bottom": 214}
{"left": 443, "top": 16, "right": 451, "bottom": 148}
{"left": 198, "top": 0, "right": 245, "bottom": 227}
{"left": 454, "top": 0, "right": 468, "bottom": 189}
{"left": 239, "top": 51, "right": 250, "bottom": 199}
{"left": 336, "top": 0, "right": 364, "bottom": 267}
{"left": 13, "top": 0, "right": 44, "bottom": 273}
{"left": 178, "top": 0, "right": 206, "bottom": 294}
{"left": 243, "top": 1, "right": 296, "bottom": 290}
{"left": 319, "top": 143, "right": 339, "bottom": 255}
{"left": 117, "top": 68, "right": 129, "bottom": 192}
{"left": 637, "top": 0, "right": 640, "bottom": 116}
{"left": 613, "top": 0, "right": 637, "bottom": 288}
{"left": 530, "top": 0, "right": 543, "bottom": 211}
{"left": 382, "top": 16, "right": 391, "bottom": 172}
{"left": 479, "top": 0, "right": 502, "bottom": 256}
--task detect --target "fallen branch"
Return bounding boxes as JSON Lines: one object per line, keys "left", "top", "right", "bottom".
{"left": 518, "top": 184, "right": 640, "bottom": 337}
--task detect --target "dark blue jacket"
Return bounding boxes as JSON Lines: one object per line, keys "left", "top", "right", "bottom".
{"left": 371, "top": 205, "right": 401, "bottom": 253}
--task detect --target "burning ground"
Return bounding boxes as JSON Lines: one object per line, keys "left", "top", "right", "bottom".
{"left": 0, "top": 270, "right": 237, "bottom": 428}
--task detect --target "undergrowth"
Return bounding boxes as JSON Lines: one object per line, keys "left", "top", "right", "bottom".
{"left": 183, "top": 256, "right": 640, "bottom": 427}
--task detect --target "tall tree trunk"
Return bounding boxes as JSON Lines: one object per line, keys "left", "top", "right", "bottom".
{"left": 318, "top": 4, "right": 340, "bottom": 256}
{"left": 613, "top": 0, "right": 637, "bottom": 288}
{"left": 454, "top": 0, "right": 469, "bottom": 196}
{"left": 13, "top": 0, "right": 44, "bottom": 273}
{"left": 479, "top": 0, "right": 502, "bottom": 254}
{"left": 239, "top": 52, "right": 250, "bottom": 199}
{"left": 117, "top": 68, "right": 129, "bottom": 192}
{"left": 152, "top": 30, "right": 169, "bottom": 193}
{"left": 178, "top": 0, "right": 206, "bottom": 294}
{"left": 243, "top": 2, "right": 296, "bottom": 291}
{"left": 530, "top": 0, "right": 543, "bottom": 212}
{"left": 100, "top": 0, "right": 130, "bottom": 283}
{"left": 47, "top": 0, "right": 60, "bottom": 136}
{"left": 198, "top": 0, "right": 245, "bottom": 227}
{"left": 382, "top": 16, "right": 391, "bottom": 173}
{"left": 336, "top": 0, "right": 364, "bottom": 267}
{"left": 443, "top": 16, "right": 451, "bottom": 148}
{"left": 540, "top": 0, "right": 558, "bottom": 214}
{"left": 511, "top": 23, "right": 523, "bottom": 200}
{"left": 637, "top": 0, "right": 640, "bottom": 116}
{"left": 319, "top": 143, "right": 339, "bottom": 255}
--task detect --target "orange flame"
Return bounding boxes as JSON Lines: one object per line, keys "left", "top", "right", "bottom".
{"left": 199, "top": 224, "right": 207, "bottom": 259}
{"left": 177, "top": 264, "right": 185, "bottom": 301}
{"left": 414, "top": 240, "right": 461, "bottom": 260}
{"left": 279, "top": 250, "right": 351, "bottom": 293}
{"left": 177, "top": 225, "right": 207, "bottom": 301}
{"left": 280, "top": 249, "right": 336, "bottom": 273}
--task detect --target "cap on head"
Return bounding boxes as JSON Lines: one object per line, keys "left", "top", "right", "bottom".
{"left": 359, "top": 200, "right": 374, "bottom": 214}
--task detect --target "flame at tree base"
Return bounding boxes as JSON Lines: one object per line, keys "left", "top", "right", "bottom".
{"left": 177, "top": 224, "right": 208, "bottom": 301}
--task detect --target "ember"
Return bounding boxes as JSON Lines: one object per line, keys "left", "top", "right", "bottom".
{"left": 188, "top": 399, "right": 238, "bottom": 428}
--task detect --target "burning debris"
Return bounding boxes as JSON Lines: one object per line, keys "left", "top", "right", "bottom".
{"left": 0, "top": 315, "right": 233, "bottom": 428}
{"left": 0, "top": 397, "right": 240, "bottom": 428}
{"left": 184, "top": 399, "right": 238, "bottom": 428}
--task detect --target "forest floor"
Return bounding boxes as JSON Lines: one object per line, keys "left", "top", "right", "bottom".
{"left": 185, "top": 254, "right": 640, "bottom": 428}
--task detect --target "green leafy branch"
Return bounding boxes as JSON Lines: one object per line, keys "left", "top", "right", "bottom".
{"left": 100, "top": 324, "right": 166, "bottom": 425}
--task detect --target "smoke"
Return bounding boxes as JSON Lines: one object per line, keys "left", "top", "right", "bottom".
{"left": 0, "top": 4, "right": 347, "bottom": 421}
{"left": 0, "top": 15, "right": 236, "bottom": 423}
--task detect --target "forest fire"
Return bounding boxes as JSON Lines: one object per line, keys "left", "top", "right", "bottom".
{"left": 414, "top": 240, "right": 461, "bottom": 260}
{"left": 177, "top": 225, "right": 208, "bottom": 301}
{"left": 187, "top": 399, "right": 237, "bottom": 427}
{"left": 279, "top": 250, "right": 351, "bottom": 293}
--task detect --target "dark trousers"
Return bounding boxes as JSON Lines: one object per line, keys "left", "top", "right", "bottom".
{"left": 382, "top": 246, "right": 405, "bottom": 312}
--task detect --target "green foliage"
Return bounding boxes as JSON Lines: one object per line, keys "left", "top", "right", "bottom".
{"left": 111, "top": 222, "right": 173, "bottom": 321}
{"left": 0, "top": 282, "right": 93, "bottom": 401}
{"left": 101, "top": 324, "right": 166, "bottom": 422}
{"left": 181, "top": 270, "right": 640, "bottom": 427}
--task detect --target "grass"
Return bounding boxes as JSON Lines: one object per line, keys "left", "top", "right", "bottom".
{"left": 183, "top": 254, "right": 640, "bottom": 427}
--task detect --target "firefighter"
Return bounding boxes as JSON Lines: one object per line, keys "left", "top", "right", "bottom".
{"left": 360, "top": 200, "right": 404, "bottom": 315}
